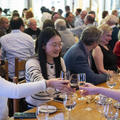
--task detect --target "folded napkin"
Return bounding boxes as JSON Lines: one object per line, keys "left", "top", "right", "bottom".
{"left": 49, "top": 113, "right": 64, "bottom": 120}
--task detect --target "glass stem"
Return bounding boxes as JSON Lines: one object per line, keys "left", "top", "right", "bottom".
{"left": 67, "top": 110, "right": 71, "bottom": 120}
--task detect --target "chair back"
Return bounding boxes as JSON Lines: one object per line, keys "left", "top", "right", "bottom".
{"left": 1, "top": 60, "right": 8, "bottom": 80}
{"left": 15, "top": 57, "right": 26, "bottom": 79}
{"left": 13, "top": 58, "right": 27, "bottom": 113}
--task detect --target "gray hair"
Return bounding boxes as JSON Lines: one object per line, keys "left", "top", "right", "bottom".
{"left": 27, "top": 17, "right": 36, "bottom": 26}
{"left": 80, "top": 26, "right": 102, "bottom": 46}
{"left": 54, "top": 19, "right": 66, "bottom": 31}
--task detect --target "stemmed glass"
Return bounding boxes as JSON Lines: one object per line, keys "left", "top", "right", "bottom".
{"left": 63, "top": 93, "right": 77, "bottom": 120}
{"left": 78, "top": 73, "right": 86, "bottom": 100}
{"left": 69, "top": 74, "right": 80, "bottom": 89}
{"left": 106, "top": 74, "right": 117, "bottom": 89}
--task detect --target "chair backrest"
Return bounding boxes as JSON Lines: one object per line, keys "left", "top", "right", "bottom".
{"left": 1, "top": 60, "right": 8, "bottom": 80}
{"left": 13, "top": 77, "right": 26, "bottom": 113}
{"left": 15, "top": 57, "right": 26, "bottom": 79}
{"left": 13, "top": 58, "right": 26, "bottom": 113}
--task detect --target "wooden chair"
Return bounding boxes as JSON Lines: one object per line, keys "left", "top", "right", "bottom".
{"left": 13, "top": 58, "right": 26, "bottom": 113}
{"left": 15, "top": 57, "right": 26, "bottom": 82}
{"left": 1, "top": 60, "right": 8, "bottom": 80}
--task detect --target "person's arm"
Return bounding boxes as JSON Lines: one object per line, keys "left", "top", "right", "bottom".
{"left": 92, "top": 46, "right": 111, "bottom": 74}
{"left": 79, "top": 83, "right": 120, "bottom": 102}
{"left": 0, "top": 76, "right": 71, "bottom": 99}
{"left": 0, "top": 76, "right": 46, "bottom": 98}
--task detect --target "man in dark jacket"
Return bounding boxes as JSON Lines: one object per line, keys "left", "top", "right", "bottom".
{"left": 64, "top": 26, "right": 108, "bottom": 85}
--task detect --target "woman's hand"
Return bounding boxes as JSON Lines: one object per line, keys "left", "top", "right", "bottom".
{"left": 47, "top": 78, "right": 74, "bottom": 93}
{"left": 79, "top": 83, "right": 99, "bottom": 96}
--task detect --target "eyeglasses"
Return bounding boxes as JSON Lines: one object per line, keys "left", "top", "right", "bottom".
{"left": 49, "top": 42, "right": 63, "bottom": 48}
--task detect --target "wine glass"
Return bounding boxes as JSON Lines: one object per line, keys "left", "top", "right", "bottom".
{"left": 36, "top": 104, "right": 49, "bottom": 120}
{"left": 63, "top": 93, "right": 77, "bottom": 120}
{"left": 69, "top": 74, "right": 79, "bottom": 89}
{"left": 78, "top": 73, "right": 86, "bottom": 100}
{"left": 106, "top": 75, "right": 117, "bottom": 89}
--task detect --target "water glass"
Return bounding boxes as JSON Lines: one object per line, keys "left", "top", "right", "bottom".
{"left": 78, "top": 73, "right": 86, "bottom": 100}
{"left": 63, "top": 93, "right": 77, "bottom": 120}
{"left": 60, "top": 71, "right": 70, "bottom": 80}
{"left": 36, "top": 104, "right": 49, "bottom": 120}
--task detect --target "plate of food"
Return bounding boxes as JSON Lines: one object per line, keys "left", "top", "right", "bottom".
{"left": 38, "top": 105, "right": 57, "bottom": 114}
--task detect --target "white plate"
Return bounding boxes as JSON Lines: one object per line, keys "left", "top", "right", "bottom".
{"left": 38, "top": 105, "right": 57, "bottom": 114}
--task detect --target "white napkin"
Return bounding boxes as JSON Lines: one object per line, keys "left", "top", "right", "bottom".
{"left": 48, "top": 113, "right": 64, "bottom": 120}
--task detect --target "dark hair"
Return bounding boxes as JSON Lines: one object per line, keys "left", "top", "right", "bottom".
{"left": 22, "top": 8, "right": 28, "bottom": 17}
{"left": 42, "top": 19, "right": 54, "bottom": 29}
{"left": 88, "top": 11, "right": 95, "bottom": 15}
{"left": 65, "top": 12, "right": 71, "bottom": 18}
{"left": 40, "top": 6, "right": 52, "bottom": 14}
{"left": 80, "top": 26, "right": 102, "bottom": 46}
{"left": 86, "top": 14, "right": 95, "bottom": 23}
{"left": 37, "top": 27, "right": 62, "bottom": 79}
{"left": 58, "top": 9, "right": 63, "bottom": 15}
{"left": 0, "top": 7, "right": 2, "bottom": 12}
{"left": 76, "top": 8, "right": 82, "bottom": 14}
{"left": 12, "top": 12, "right": 20, "bottom": 19}
{"left": 102, "top": 11, "right": 108, "bottom": 19}
{"left": 65, "top": 6, "right": 70, "bottom": 11}
{"left": 10, "top": 17, "right": 24, "bottom": 30}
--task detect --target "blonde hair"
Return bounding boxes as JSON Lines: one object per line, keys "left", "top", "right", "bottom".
{"left": 25, "top": 10, "right": 34, "bottom": 19}
{"left": 103, "top": 15, "right": 118, "bottom": 25}
{"left": 98, "top": 24, "right": 112, "bottom": 34}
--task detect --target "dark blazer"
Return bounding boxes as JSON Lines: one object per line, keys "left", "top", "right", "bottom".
{"left": 63, "top": 41, "right": 107, "bottom": 85}
{"left": 108, "top": 26, "right": 119, "bottom": 50}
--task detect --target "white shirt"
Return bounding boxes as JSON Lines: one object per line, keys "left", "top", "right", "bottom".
{"left": 0, "top": 30, "right": 35, "bottom": 79}
{"left": 0, "top": 76, "right": 46, "bottom": 120}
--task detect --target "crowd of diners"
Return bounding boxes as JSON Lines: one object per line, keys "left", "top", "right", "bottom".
{"left": 0, "top": 5, "right": 120, "bottom": 120}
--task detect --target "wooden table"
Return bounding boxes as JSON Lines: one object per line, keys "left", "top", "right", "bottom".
{"left": 12, "top": 82, "right": 120, "bottom": 120}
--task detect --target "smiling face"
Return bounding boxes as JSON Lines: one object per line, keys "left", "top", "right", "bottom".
{"left": 44, "top": 35, "right": 62, "bottom": 62}
{"left": 101, "top": 31, "right": 112, "bottom": 45}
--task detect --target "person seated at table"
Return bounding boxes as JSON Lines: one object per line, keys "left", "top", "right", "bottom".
{"left": 25, "top": 27, "right": 67, "bottom": 107}
{"left": 55, "top": 18, "right": 75, "bottom": 57}
{"left": 92, "top": 24, "right": 117, "bottom": 75}
{"left": 24, "top": 18, "right": 41, "bottom": 40}
{"left": 79, "top": 83, "right": 120, "bottom": 102}
{"left": 0, "top": 41, "right": 73, "bottom": 120}
{"left": 64, "top": 26, "right": 108, "bottom": 85}
{"left": 35, "top": 19, "right": 54, "bottom": 53}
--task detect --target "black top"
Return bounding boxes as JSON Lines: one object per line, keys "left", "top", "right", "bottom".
{"left": 24, "top": 28, "right": 41, "bottom": 39}
{"left": 108, "top": 26, "right": 119, "bottom": 50}
{"left": 92, "top": 45, "right": 117, "bottom": 73}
